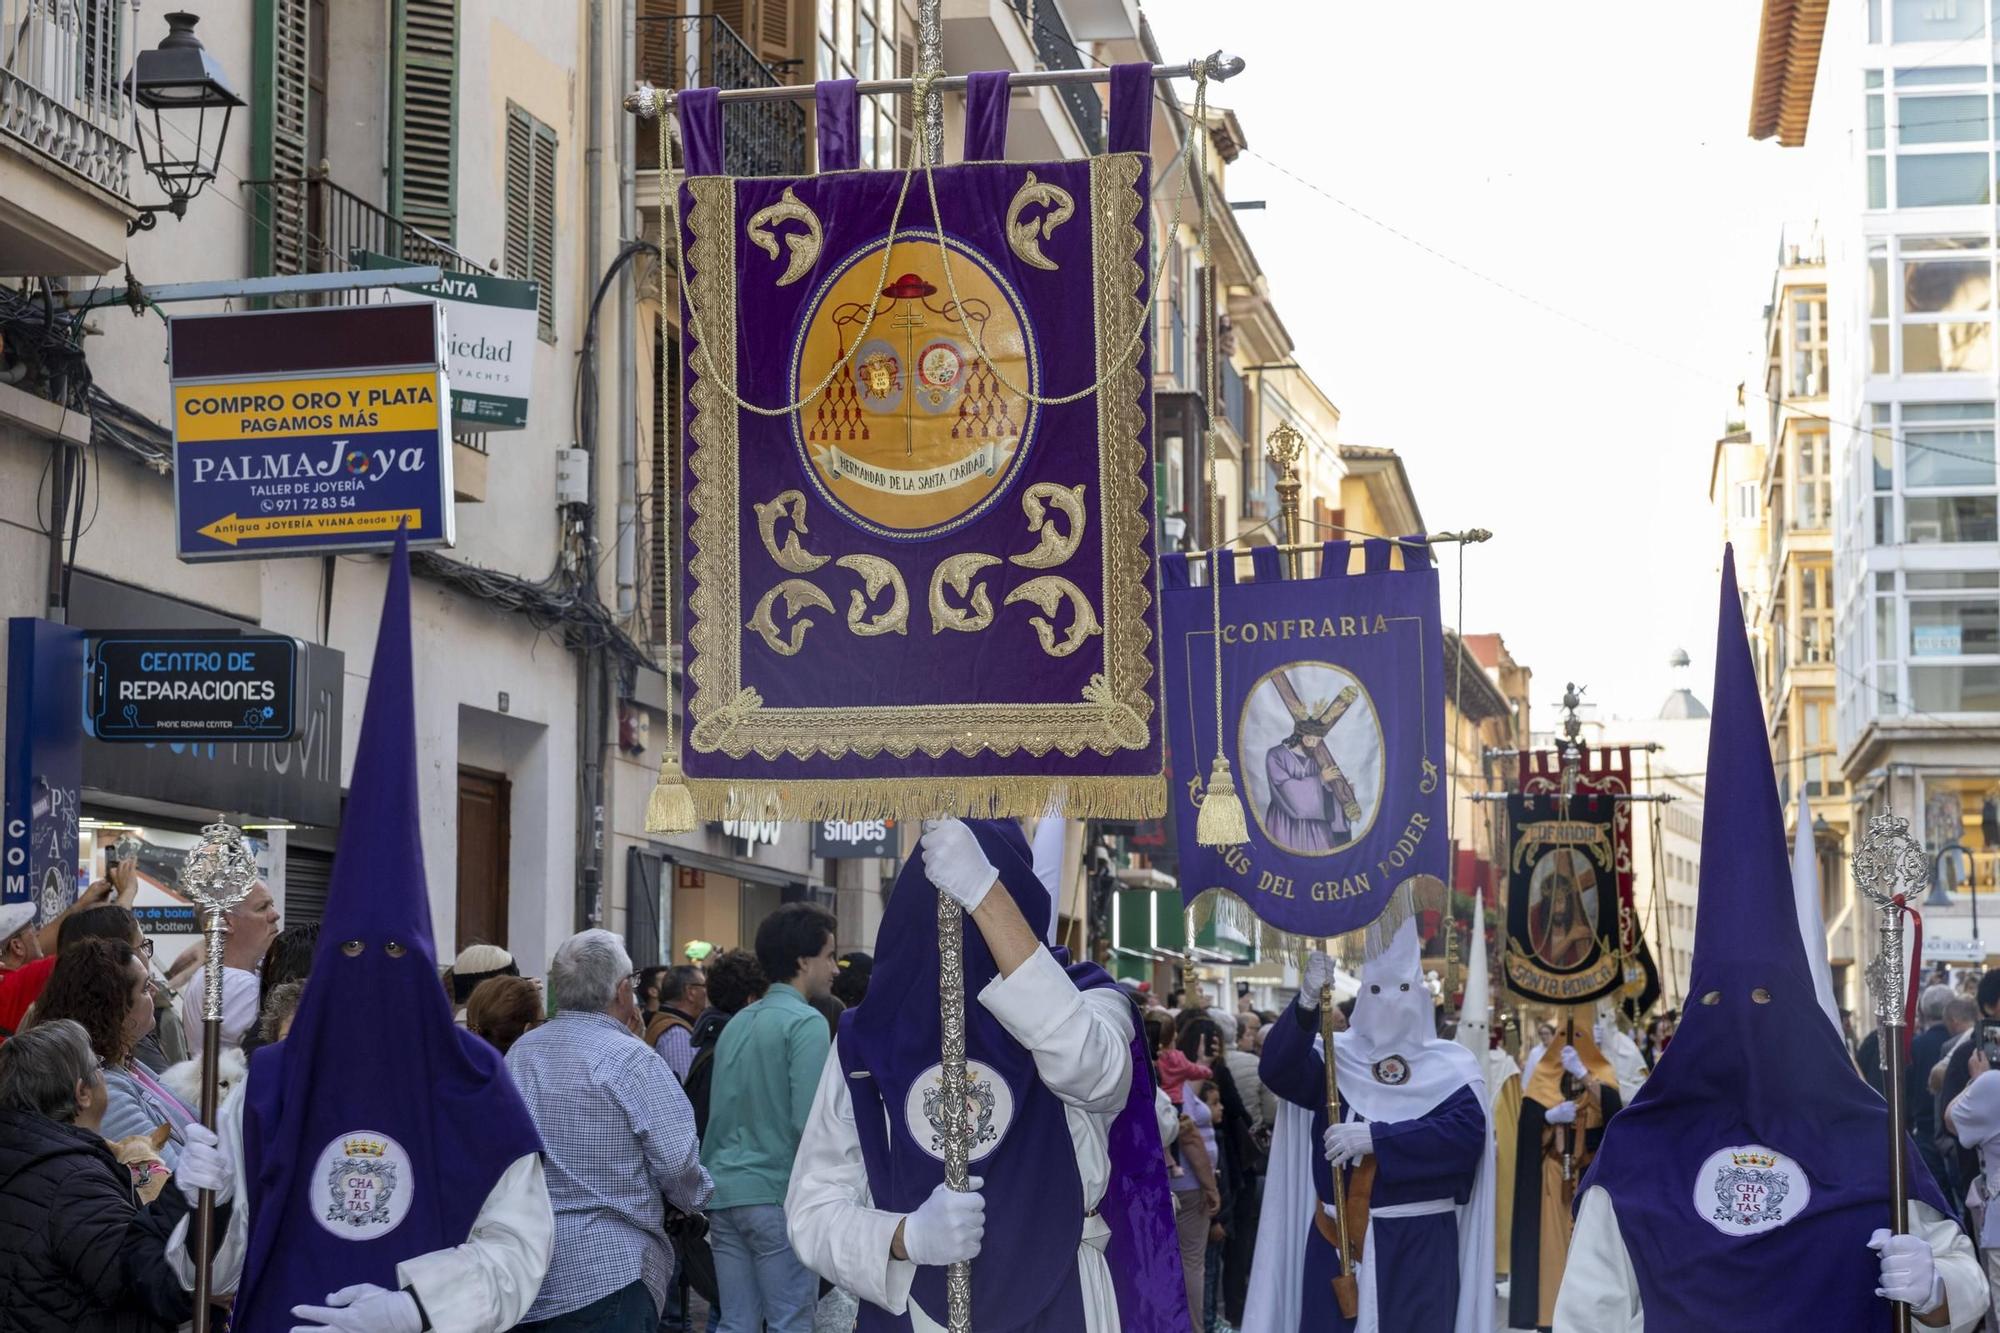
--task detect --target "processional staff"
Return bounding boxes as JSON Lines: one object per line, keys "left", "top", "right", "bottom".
{"left": 179, "top": 820, "right": 262, "bottom": 1333}
{"left": 1853, "top": 811, "right": 1933, "bottom": 1333}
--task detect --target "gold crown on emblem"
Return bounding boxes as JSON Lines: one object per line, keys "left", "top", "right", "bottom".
{"left": 1730, "top": 1150, "right": 1776, "bottom": 1169}
{"left": 343, "top": 1137, "right": 388, "bottom": 1159}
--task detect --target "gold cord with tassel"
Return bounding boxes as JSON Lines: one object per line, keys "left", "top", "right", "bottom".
{"left": 1187, "top": 63, "right": 1244, "bottom": 848}
{"left": 645, "top": 83, "right": 697, "bottom": 834}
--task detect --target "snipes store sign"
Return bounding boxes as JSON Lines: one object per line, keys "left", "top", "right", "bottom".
{"left": 357, "top": 251, "right": 538, "bottom": 430}
{"left": 168, "top": 304, "right": 454, "bottom": 561}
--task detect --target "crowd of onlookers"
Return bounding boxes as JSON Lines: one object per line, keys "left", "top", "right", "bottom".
{"left": 0, "top": 866, "right": 875, "bottom": 1333}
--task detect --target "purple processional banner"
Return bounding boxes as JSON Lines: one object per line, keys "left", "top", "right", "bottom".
{"left": 674, "top": 69, "right": 1165, "bottom": 821}
{"left": 1162, "top": 542, "right": 1447, "bottom": 939}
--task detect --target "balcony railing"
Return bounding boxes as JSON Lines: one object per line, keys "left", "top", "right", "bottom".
{"left": 637, "top": 14, "right": 804, "bottom": 179}
{"left": 1010, "top": 0, "right": 1104, "bottom": 154}
{"left": 241, "top": 166, "right": 485, "bottom": 307}
{"left": 0, "top": 0, "right": 132, "bottom": 198}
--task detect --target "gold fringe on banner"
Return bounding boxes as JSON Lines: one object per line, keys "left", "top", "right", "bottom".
{"left": 688, "top": 775, "right": 1165, "bottom": 823}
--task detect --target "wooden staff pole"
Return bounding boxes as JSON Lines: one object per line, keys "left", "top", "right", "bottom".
{"left": 1321, "top": 983, "right": 1358, "bottom": 1319}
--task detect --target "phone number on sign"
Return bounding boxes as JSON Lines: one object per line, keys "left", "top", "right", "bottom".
{"left": 261, "top": 496, "right": 360, "bottom": 513}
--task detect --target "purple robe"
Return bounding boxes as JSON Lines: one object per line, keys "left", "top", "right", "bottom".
{"left": 839, "top": 820, "right": 1187, "bottom": 1333}
{"left": 1265, "top": 743, "right": 1351, "bottom": 851}
{"left": 1578, "top": 548, "right": 1953, "bottom": 1331}
{"left": 1261, "top": 1001, "right": 1483, "bottom": 1333}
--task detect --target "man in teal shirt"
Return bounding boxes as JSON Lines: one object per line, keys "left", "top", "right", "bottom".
{"left": 702, "top": 902, "right": 840, "bottom": 1333}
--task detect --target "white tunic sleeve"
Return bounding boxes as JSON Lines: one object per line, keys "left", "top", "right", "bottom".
{"left": 181, "top": 967, "right": 261, "bottom": 1059}
{"left": 394, "top": 1154, "right": 553, "bottom": 1333}
{"left": 977, "top": 947, "right": 1132, "bottom": 1114}
{"left": 786, "top": 1038, "right": 920, "bottom": 1315}
{"left": 1553, "top": 1188, "right": 1985, "bottom": 1333}
{"left": 167, "top": 1076, "right": 251, "bottom": 1294}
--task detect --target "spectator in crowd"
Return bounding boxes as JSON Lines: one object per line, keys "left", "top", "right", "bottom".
{"left": 649, "top": 963, "right": 709, "bottom": 1080}
{"left": 178, "top": 879, "right": 279, "bottom": 1059}
{"left": 1947, "top": 1043, "right": 2000, "bottom": 1318}
{"left": 830, "top": 950, "right": 872, "bottom": 1008}
{"left": 1913, "top": 982, "right": 1959, "bottom": 1194}
{"left": 35, "top": 939, "right": 196, "bottom": 1170}
{"left": 1226, "top": 1007, "right": 1274, "bottom": 1141}
{"left": 1934, "top": 970, "right": 2000, "bottom": 1206}
{"left": 446, "top": 943, "right": 519, "bottom": 1020}
{"left": 635, "top": 966, "right": 670, "bottom": 1027}
{"left": 46, "top": 905, "right": 180, "bottom": 1073}
{"left": 508, "top": 930, "right": 712, "bottom": 1332}
{"left": 807, "top": 991, "right": 844, "bottom": 1040}
{"left": 1182, "top": 1013, "right": 1259, "bottom": 1330}
{"left": 685, "top": 949, "right": 767, "bottom": 1136}
{"left": 703, "top": 903, "right": 839, "bottom": 1333}
{"left": 0, "top": 1018, "right": 205, "bottom": 1333}
{"left": 468, "top": 975, "right": 545, "bottom": 1056}
{"left": 0, "top": 864, "right": 134, "bottom": 1043}
{"left": 257, "top": 980, "right": 307, "bottom": 1047}
{"left": 240, "top": 923, "right": 318, "bottom": 1057}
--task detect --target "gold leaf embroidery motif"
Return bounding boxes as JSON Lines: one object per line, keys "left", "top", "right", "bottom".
{"left": 1010, "top": 483, "right": 1088, "bottom": 569}
{"left": 835, "top": 554, "right": 910, "bottom": 636}
{"left": 747, "top": 579, "right": 834, "bottom": 655}
{"left": 1005, "top": 171, "right": 1074, "bottom": 273}
{"left": 1003, "top": 576, "right": 1103, "bottom": 658}
{"left": 745, "top": 185, "right": 823, "bottom": 287}
{"left": 753, "top": 490, "right": 829, "bottom": 573}
{"left": 929, "top": 553, "right": 1001, "bottom": 633}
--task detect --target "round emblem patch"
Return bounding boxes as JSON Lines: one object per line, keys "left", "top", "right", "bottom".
{"left": 313, "top": 1129, "right": 414, "bottom": 1240}
{"left": 1372, "top": 1055, "right": 1410, "bottom": 1086}
{"left": 904, "top": 1060, "right": 1015, "bottom": 1164}
{"left": 1693, "top": 1144, "right": 1809, "bottom": 1237}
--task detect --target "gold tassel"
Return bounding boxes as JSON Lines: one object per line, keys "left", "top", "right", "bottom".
{"left": 645, "top": 756, "right": 699, "bottom": 834}
{"left": 1195, "top": 755, "right": 1249, "bottom": 846}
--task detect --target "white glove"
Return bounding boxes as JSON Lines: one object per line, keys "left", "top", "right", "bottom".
{"left": 1870, "top": 1229, "right": 1944, "bottom": 1314}
{"left": 175, "top": 1123, "right": 234, "bottom": 1205}
{"left": 1300, "top": 952, "right": 1338, "bottom": 1009}
{"left": 1560, "top": 1044, "right": 1587, "bottom": 1078}
{"left": 1544, "top": 1099, "right": 1579, "bottom": 1126}
{"left": 290, "top": 1285, "right": 422, "bottom": 1333}
{"left": 920, "top": 821, "right": 999, "bottom": 913}
{"left": 1323, "top": 1122, "right": 1373, "bottom": 1169}
{"left": 902, "top": 1177, "right": 987, "bottom": 1267}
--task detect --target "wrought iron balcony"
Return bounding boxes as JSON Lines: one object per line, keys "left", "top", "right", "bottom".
{"left": 1010, "top": 0, "right": 1104, "bottom": 154}
{"left": 240, "top": 166, "right": 484, "bottom": 305}
{"left": 0, "top": 0, "right": 132, "bottom": 199}
{"left": 636, "top": 14, "right": 805, "bottom": 179}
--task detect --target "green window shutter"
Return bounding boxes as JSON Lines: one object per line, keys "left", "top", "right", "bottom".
{"left": 392, "top": 0, "right": 459, "bottom": 246}
{"left": 250, "top": 0, "right": 310, "bottom": 280}
{"left": 531, "top": 120, "right": 557, "bottom": 339}
{"left": 504, "top": 104, "right": 557, "bottom": 340}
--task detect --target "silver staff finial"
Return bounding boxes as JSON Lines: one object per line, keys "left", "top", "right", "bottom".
{"left": 180, "top": 821, "right": 260, "bottom": 915}
{"left": 1853, "top": 812, "right": 1930, "bottom": 1029}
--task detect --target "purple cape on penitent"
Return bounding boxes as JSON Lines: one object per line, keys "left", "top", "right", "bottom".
{"left": 1576, "top": 546, "right": 1952, "bottom": 1330}
{"left": 837, "top": 819, "right": 1187, "bottom": 1332}
{"left": 235, "top": 532, "right": 544, "bottom": 1329}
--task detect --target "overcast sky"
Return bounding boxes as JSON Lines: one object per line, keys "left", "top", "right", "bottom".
{"left": 1140, "top": 0, "right": 1818, "bottom": 722}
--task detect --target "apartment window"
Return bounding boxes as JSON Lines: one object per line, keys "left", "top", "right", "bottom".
{"left": 1796, "top": 427, "right": 1832, "bottom": 528}
{"left": 818, "top": 0, "right": 899, "bottom": 168}
{"left": 1792, "top": 291, "right": 1829, "bottom": 396}
{"left": 1870, "top": 237, "right": 1998, "bottom": 374}
{"left": 1890, "top": 0, "right": 1984, "bottom": 41}
{"left": 1800, "top": 564, "right": 1832, "bottom": 663}
{"left": 1869, "top": 244, "right": 1891, "bottom": 367}
{"left": 1735, "top": 480, "right": 1760, "bottom": 521}
{"left": 1905, "top": 401, "right": 1996, "bottom": 487}
{"left": 505, "top": 103, "right": 558, "bottom": 340}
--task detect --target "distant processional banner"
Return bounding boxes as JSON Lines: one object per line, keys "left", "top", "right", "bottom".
{"left": 1162, "top": 542, "right": 1447, "bottom": 940}
{"left": 1503, "top": 792, "right": 1624, "bottom": 1004}
{"left": 673, "top": 68, "right": 1167, "bottom": 821}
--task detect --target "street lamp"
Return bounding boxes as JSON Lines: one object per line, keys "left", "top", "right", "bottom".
{"left": 123, "top": 13, "right": 243, "bottom": 236}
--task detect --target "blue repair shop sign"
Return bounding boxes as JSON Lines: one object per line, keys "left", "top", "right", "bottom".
{"left": 168, "top": 304, "right": 455, "bottom": 561}
{"left": 86, "top": 633, "right": 300, "bottom": 742}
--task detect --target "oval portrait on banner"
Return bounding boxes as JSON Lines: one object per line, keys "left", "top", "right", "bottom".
{"left": 1528, "top": 847, "right": 1600, "bottom": 968}
{"left": 1237, "top": 661, "right": 1385, "bottom": 857}
{"left": 792, "top": 232, "right": 1039, "bottom": 539}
